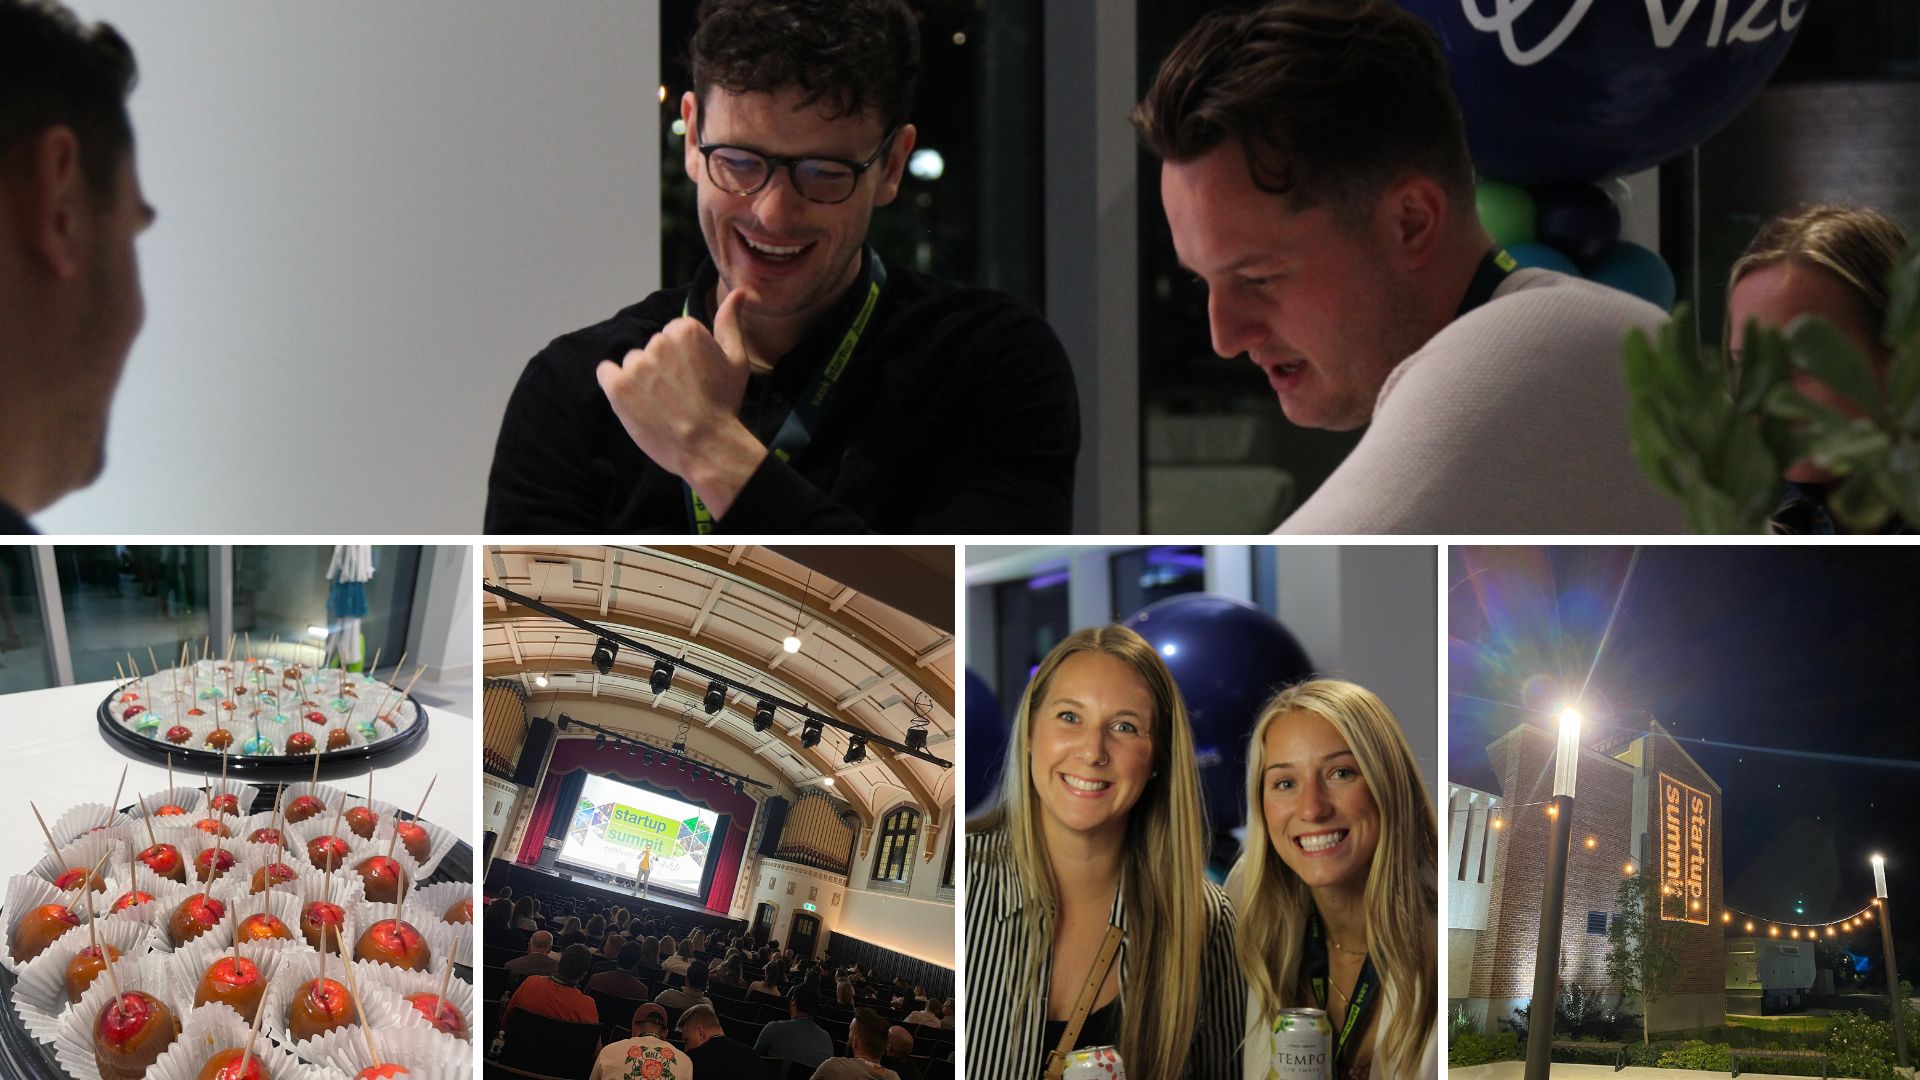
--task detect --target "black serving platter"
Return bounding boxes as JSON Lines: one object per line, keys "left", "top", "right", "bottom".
{"left": 0, "top": 786, "right": 474, "bottom": 1078}
{"left": 96, "top": 679, "right": 430, "bottom": 778}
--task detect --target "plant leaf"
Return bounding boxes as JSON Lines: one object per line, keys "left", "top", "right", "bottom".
{"left": 1788, "top": 315, "right": 1881, "bottom": 415}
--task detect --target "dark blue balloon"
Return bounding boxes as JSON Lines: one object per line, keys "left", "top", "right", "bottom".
{"left": 1588, "top": 240, "right": 1678, "bottom": 310}
{"left": 1123, "top": 594, "right": 1314, "bottom": 839}
{"left": 965, "top": 669, "right": 1008, "bottom": 815}
{"left": 1506, "top": 241, "right": 1580, "bottom": 275}
{"left": 1535, "top": 184, "right": 1622, "bottom": 268}
{"left": 1401, "top": 0, "right": 1804, "bottom": 185}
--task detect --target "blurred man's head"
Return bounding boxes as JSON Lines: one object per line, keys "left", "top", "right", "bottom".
{"left": 850, "top": 1008, "right": 888, "bottom": 1058}
{"left": 632, "top": 1003, "right": 670, "bottom": 1040}
{"left": 678, "top": 1004, "right": 722, "bottom": 1049}
{"left": 789, "top": 985, "right": 818, "bottom": 1017}
{"left": 0, "top": 0, "right": 150, "bottom": 517}
{"left": 526, "top": 930, "right": 553, "bottom": 955}
{"left": 558, "top": 943, "right": 594, "bottom": 984}
{"left": 886, "top": 1025, "right": 914, "bottom": 1060}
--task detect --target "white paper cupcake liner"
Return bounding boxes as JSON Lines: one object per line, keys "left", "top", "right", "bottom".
{"left": 98, "top": 870, "right": 199, "bottom": 950}
{"left": 52, "top": 950, "right": 185, "bottom": 1080}
{"left": 279, "top": 783, "right": 350, "bottom": 825}
{"left": 287, "top": 820, "right": 380, "bottom": 878}
{"left": 132, "top": 788, "right": 207, "bottom": 823}
{"left": 180, "top": 831, "right": 245, "bottom": 888}
{"left": 4, "top": 873, "right": 92, "bottom": 974}
{"left": 11, "top": 916, "right": 156, "bottom": 1044}
{"left": 205, "top": 778, "right": 264, "bottom": 819}
{"left": 30, "top": 832, "right": 126, "bottom": 897}
{"left": 146, "top": 1001, "right": 334, "bottom": 1080}
{"left": 51, "top": 803, "right": 127, "bottom": 848}
{"left": 362, "top": 960, "right": 474, "bottom": 1046}
{"left": 232, "top": 848, "right": 305, "bottom": 899}
{"left": 158, "top": 885, "right": 244, "bottom": 952}
{"left": 344, "top": 903, "right": 453, "bottom": 975}
{"left": 303, "top": 1021, "right": 470, "bottom": 1079}
{"left": 261, "top": 950, "right": 410, "bottom": 1054}
{"left": 406, "top": 883, "right": 473, "bottom": 928}
{"left": 372, "top": 813, "right": 460, "bottom": 880}
{"left": 165, "top": 935, "right": 309, "bottom": 1015}
{"left": 235, "top": 809, "right": 296, "bottom": 854}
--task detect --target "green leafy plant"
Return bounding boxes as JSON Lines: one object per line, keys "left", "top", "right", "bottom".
{"left": 1655, "top": 1040, "right": 1733, "bottom": 1071}
{"left": 1447, "top": 1029, "right": 1522, "bottom": 1067}
{"left": 1606, "top": 871, "right": 1682, "bottom": 1043}
{"left": 1624, "top": 243, "right": 1920, "bottom": 532}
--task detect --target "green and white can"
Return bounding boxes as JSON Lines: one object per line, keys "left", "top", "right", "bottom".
{"left": 1269, "top": 1007, "right": 1332, "bottom": 1079}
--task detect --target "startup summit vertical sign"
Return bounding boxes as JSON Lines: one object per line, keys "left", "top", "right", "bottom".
{"left": 1660, "top": 773, "right": 1711, "bottom": 925}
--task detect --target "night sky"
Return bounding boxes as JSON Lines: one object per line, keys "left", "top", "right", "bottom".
{"left": 1450, "top": 546, "right": 1920, "bottom": 937}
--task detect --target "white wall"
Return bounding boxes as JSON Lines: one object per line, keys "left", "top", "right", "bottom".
{"left": 835, "top": 887, "right": 956, "bottom": 969}
{"left": 43, "top": 2, "right": 660, "bottom": 532}
{"left": 407, "top": 544, "right": 474, "bottom": 681}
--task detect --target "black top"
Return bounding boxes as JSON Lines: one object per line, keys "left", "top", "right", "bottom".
{"left": 485, "top": 253, "right": 1079, "bottom": 534}
{"left": 0, "top": 499, "right": 32, "bottom": 535}
{"left": 1039, "top": 996, "right": 1119, "bottom": 1060}
{"left": 687, "top": 1034, "right": 761, "bottom": 1074}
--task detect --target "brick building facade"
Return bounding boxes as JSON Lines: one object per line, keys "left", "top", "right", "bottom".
{"left": 1456, "top": 719, "right": 1726, "bottom": 1035}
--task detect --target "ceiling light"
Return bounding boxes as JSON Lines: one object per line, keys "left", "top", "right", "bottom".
{"left": 754, "top": 700, "right": 776, "bottom": 732}
{"left": 782, "top": 635, "right": 801, "bottom": 654}
{"left": 843, "top": 736, "right": 867, "bottom": 765}
{"left": 821, "top": 776, "right": 835, "bottom": 787}
{"left": 801, "top": 720, "right": 823, "bottom": 749}
{"left": 592, "top": 638, "right": 618, "bottom": 675}
{"left": 704, "top": 679, "right": 725, "bottom": 714}
{"left": 649, "top": 659, "right": 673, "bottom": 694}
{"left": 534, "top": 674, "right": 548, "bottom": 688}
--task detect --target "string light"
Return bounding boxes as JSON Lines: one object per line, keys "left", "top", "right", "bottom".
{"left": 1584, "top": 836, "right": 1596, "bottom": 848}
{"left": 1745, "top": 921, "right": 1754, "bottom": 932}
{"left": 1623, "top": 862, "right": 1635, "bottom": 875}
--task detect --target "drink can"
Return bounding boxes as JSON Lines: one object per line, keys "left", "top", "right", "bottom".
{"left": 1270, "top": 1008, "right": 1332, "bottom": 1079}
{"left": 1061, "top": 1045, "right": 1126, "bottom": 1080}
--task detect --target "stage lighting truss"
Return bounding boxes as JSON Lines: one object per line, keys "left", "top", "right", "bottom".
{"left": 843, "top": 736, "right": 867, "bottom": 765}
{"left": 592, "top": 637, "right": 619, "bottom": 676}
{"left": 704, "top": 679, "right": 726, "bottom": 714}
{"left": 649, "top": 658, "right": 673, "bottom": 695}
{"left": 801, "top": 719, "right": 824, "bottom": 749}
{"left": 753, "top": 699, "right": 776, "bottom": 733}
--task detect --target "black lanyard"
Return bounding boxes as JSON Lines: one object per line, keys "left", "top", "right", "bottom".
{"left": 680, "top": 247, "right": 888, "bottom": 533}
{"left": 1306, "top": 910, "right": 1380, "bottom": 1072}
{"left": 1456, "top": 246, "right": 1517, "bottom": 320}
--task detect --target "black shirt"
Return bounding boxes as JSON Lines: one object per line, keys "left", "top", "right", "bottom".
{"left": 0, "top": 499, "right": 31, "bottom": 535}
{"left": 485, "top": 252, "right": 1079, "bottom": 533}
{"left": 688, "top": 1034, "right": 761, "bottom": 1075}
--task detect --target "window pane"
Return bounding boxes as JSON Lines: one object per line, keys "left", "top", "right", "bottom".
{"left": 233, "top": 546, "right": 421, "bottom": 671}
{"left": 1109, "top": 545, "right": 1206, "bottom": 621}
{"left": 0, "top": 547, "right": 56, "bottom": 693}
{"left": 993, "top": 561, "right": 1069, "bottom": 706}
{"left": 55, "top": 546, "right": 211, "bottom": 683}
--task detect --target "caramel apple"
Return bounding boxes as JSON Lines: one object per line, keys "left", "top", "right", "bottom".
{"left": 195, "top": 847, "right": 237, "bottom": 883}
{"left": 168, "top": 893, "right": 225, "bottom": 947}
{"left": 406, "top": 992, "right": 467, "bottom": 1039}
{"left": 11, "top": 903, "right": 80, "bottom": 964}
{"left": 394, "top": 821, "right": 431, "bottom": 864}
{"left": 247, "top": 826, "right": 287, "bottom": 850}
{"left": 196, "top": 1048, "right": 271, "bottom": 1080}
{"left": 93, "top": 990, "right": 179, "bottom": 1080}
{"left": 286, "top": 976, "right": 357, "bottom": 1042}
{"left": 53, "top": 866, "right": 108, "bottom": 894}
{"left": 285, "top": 731, "right": 316, "bottom": 756}
{"left": 443, "top": 897, "right": 472, "bottom": 924}
{"left": 353, "top": 918, "right": 429, "bottom": 971}
{"left": 193, "top": 954, "right": 266, "bottom": 1017}
{"left": 300, "top": 901, "right": 345, "bottom": 954}
{"left": 344, "top": 806, "right": 379, "bottom": 840}
{"left": 250, "top": 863, "right": 298, "bottom": 893}
{"left": 325, "top": 729, "right": 351, "bottom": 751}
{"left": 139, "top": 842, "right": 187, "bottom": 882}
{"left": 193, "top": 818, "right": 232, "bottom": 839}
{"left": 302, "top": 711, "right": 326, "bottom": 726}
{"left": 109, "top": 889, "right": 155, "bottom": 915}
{"left": 64, "top": 943, "right": 120, "bottom": 1003}
{"left": 354, "top": 856, "right": 408, "bottom": 904}
{"left": 305, "top": 835, "right": 349, "bottom": 870}
{"left": 165, "top": 724, "right": 193, "bottom": 744}
{"left": 210, "top": 792, "right": 242, "bottom": 816}
{"left": 123, "top": 705, "right": 145, "bottom": 719}
{"left": 236, "top": 911, "right": 293, "bottom": 942}
{"left": 285, "top": 795, "right": 326, "bottom": 824}
{"left": 357, "top": 1064, "right": 410, "bottom": 1079}
{"left": 205, "top": 728, "right": 234, "bottom": 751}
{"left": 155, "top": 804, "right": 187, "bottom": 818}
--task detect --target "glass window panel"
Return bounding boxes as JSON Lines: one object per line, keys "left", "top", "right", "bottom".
{"left": 55, "top": 546, "right": 211, "bottom": 683}
{"left": 0, "top": 547, "right": 56, "bottom": 693}
{"left": 1109, "top": 545, "right": 1206, "bottom": 621}
{"left": 992, "top": 561, "right": 1069, "bottom": 705}
{"left": 232, "top": 546, "right": 421, "bottom": 673}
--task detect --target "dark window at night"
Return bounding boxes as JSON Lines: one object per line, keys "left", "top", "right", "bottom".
{"left": 872, "top": 806, "right": 920, "bottom": 885}
{"left": 1109, "top": 546, "right": 1207, "bottom": 622}
{"left": 992, "top": 563, "right": 1069, "bottom": 705}
{"left": 1587, "top": 911, "right": 1608, "bottom": 935}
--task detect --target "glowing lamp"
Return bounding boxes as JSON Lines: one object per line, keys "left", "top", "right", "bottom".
{"left": 1873, "top": 854, "right": 1889, "bottom": 899}
{"left": 1553, "top": 707, "right": 1582, "bottom": 797}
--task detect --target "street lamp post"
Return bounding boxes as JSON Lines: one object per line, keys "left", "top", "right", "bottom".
{"left": 1525, "top": 708, "right": 1582, "bottom": 1080}
{"left": 1874, "top": 854, "right": 1909, "bottom": 1068}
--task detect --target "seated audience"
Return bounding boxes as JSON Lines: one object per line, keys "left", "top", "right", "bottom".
{"left": 503, "top": 944, "right": 598, "bottom": 1026}
{"left": 589, "top": 1003, "right": 690, "bottom": 1080}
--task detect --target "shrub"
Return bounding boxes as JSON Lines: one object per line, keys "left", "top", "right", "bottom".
{"left": 1656, "top": 1041, "right": 1732, "bottom": 1071}
{"left": 1448, "top": 1029, "right": 1522, "bottom": 1068}
{"left": 1824, "top": 1010, "right": 1901, "bottom": 1080}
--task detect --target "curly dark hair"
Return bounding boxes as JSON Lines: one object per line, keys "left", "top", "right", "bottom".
{"left": 0, "top": 0, "right": 138, "bottom": 206}
{"left": 1134, "top": 0, "right": 1473, "bottom": 220}
{"left": 690, "top": 0, "right": 920, "bottom": 131}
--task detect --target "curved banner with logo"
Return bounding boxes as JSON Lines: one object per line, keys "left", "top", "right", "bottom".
{"left": 560, "top": 773, "right": 719, "bottom": 895}
{"left": 1402, "top": 0, "right": 1806, "bottom": 185}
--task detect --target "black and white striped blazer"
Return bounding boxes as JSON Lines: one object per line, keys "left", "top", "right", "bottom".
{"left": 965, "top": 825, "right": 1245, "bottom": 1079}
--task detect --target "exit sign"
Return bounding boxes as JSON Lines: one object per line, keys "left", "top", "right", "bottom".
{"left": 802, "top": 902, "right": 817, "bottom": 912}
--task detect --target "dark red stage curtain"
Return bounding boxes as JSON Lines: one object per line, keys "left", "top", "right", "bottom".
{"left": 533, "top": 738, "right": 763, "bottom": 912}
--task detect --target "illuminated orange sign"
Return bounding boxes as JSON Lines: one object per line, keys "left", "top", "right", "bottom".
{"left": 1660, "top": 773, "right": 1709, "bottom": 925}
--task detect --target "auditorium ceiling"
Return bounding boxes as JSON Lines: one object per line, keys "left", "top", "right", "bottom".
{"left": 483, "top": 545, "right": 956, "bottom": 828}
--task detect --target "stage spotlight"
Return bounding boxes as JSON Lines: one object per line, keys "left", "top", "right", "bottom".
{"left": 677, "top": 759, "right": 686, "bottom": 772}
{"left": 905, "top": 727, "right": 927, "bottom": 752}
{"left": 801, "top": 720, "right": 823, "bottom": 749}
{"left": 844, "top": 736, "right": 867, "bottom": 765}
{"left": 693, "top": 767, "right": 705, "bottom": 781}
{"left": 704, "top": 679, "right": 726, "bottom": 714}
{"left": 627, "top": 743, "right": 636, "bottom": 755}
{"left": 592, "top": 638, "right": 618, "bottom": 675}
{"left": 594, "top": 732, "right": 605, "bottom": 746}
{"left": 672, "top": 734, "right": 687, "bottom": 755}
{"left": 650, "top": 659, "right": 673, "bottom": 694}
{"left": 556, "top": 715, "right": 571, "bottom": 731}
{"left": 734, "top": 780, "right": 744, "bottom": 794}
{"left": 754, "top": 700, "right": 776, "bottom": 732}
{"left": 643, "top": 752, "right": 653, "bottom": 765}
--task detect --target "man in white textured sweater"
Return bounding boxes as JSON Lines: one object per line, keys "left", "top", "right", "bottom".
{"left": 1133, "top": 0, "right": 1686, "bottom": 534}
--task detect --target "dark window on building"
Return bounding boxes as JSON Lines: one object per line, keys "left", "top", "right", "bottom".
{"left": 1109, "top": 546, "right": 1207, "bottom": 621}
{"left": 1587, "top": 911, "right": 1609, "bottom": 935}
{"left": 872, "top": 806, "right": 920, "bottom": 885}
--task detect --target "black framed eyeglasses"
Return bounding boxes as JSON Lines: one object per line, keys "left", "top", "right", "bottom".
{"left": 696, "top": 126, "right": 900, "bottom": 206}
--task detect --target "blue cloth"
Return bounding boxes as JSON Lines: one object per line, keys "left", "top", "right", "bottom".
{"left": 327, "top": 579, "right": 368, "bottom": 619}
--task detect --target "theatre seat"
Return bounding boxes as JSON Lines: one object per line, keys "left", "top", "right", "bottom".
{"left": 497, "top": 1011, "right": 602, "bottom": 1077}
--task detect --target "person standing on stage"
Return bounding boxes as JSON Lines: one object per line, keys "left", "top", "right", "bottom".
{"left": 640, "top": 845, "right": 654, "bottom": 896}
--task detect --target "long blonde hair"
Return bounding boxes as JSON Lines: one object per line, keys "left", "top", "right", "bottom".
{"left": 1234, "top": 679, "right": 1436, "bottom": 1077}
{"left": 969, "top": 625, "right": 1212, "bottom": 1080}
{"left": 1725, "top": 203, "right": 1908, "bottom": 358}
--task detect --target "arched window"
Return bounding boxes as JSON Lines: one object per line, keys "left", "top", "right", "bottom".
{"left": 871, "top": 806, "right": 920, "bottom": 885}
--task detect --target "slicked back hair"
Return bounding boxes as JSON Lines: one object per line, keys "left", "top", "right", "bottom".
{"left": 690, "top": 0, "right": 920, "bottom": 131}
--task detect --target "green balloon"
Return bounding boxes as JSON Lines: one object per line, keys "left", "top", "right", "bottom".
{"left": 1476, "top": 179, "right": 1536, "bottom": 247}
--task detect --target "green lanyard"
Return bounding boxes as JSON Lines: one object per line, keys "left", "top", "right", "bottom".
{"left": 681, "top": 248, "right": 888, "bottom": 533}
{"left": 1306, "top": 910, "right": 1380, "bottom": 1071}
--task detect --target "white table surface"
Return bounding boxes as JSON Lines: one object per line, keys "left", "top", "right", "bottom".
{"left": 0, "top": 678, "right": 474, "bottom": 875}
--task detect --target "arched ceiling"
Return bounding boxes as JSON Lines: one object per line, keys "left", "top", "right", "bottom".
{"left": 482, "top": 545, "right": 956, "bottom": 827}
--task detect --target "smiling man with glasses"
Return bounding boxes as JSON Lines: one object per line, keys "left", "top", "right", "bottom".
{"left": 486, "top": 0, "right": 1079, "bottom": 534}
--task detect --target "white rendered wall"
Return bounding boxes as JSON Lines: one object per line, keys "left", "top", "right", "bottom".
{"left": 43, "top": 2, "right": 660, "bottom": 533}
{"left": 406, "top": 544, "right": 474, "bottom": 682}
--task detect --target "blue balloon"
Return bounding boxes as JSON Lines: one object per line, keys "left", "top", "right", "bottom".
{"left": 1535, "top": 184, "right": 1622, "bottom": 268}
{"left": 1402, "top": 0, "right": 1803, "bottom": 185}
{"left": 1506, "top": 241, "right": 1580, "bottom": 275}
{"left": 1123, "top": 594, "right": 1314, "bottom": 844}
{"left": 1587, "top": 241, "right": 1677, "bottom": 310}
{"left": 965, "top": 669, "right": 1007, "bottom": 814}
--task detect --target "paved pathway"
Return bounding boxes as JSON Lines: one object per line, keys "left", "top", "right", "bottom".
{"left": 1450, "top": 1062, "right": 1860, "bottom": 1080}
